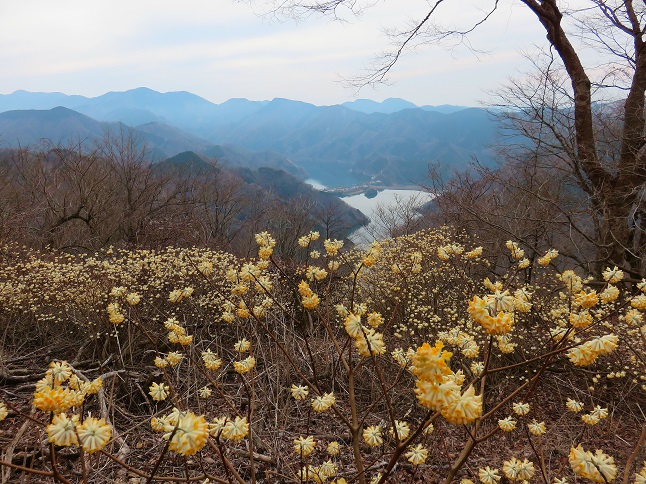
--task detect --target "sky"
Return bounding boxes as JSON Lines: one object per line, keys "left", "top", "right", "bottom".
{"left": 0, "top": 0, "right": 556, "bottom": 107}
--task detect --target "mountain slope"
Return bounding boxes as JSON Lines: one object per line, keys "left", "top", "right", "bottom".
{"left": 0, "top": 107, "right": 108, "bottom": 147}
{"left": 0, "top": 89, "right": 498, "bottom": 187}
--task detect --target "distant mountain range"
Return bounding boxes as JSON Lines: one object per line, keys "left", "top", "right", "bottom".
{"left": 0, "top": 88, "right": 498, "bottom": 187}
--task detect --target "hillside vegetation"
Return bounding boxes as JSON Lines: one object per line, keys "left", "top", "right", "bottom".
{"left": 0, "top": 89, "right": 498, "bottom": 187}
{"left": 0, "top": 226, "right": 645, "bottom": 483}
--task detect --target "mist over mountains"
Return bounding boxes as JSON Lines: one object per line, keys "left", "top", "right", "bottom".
{"left": 0, "top": 88, "right": 498, "bottom": 187}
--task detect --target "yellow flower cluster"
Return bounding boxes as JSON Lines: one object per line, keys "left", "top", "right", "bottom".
{"left": 164, "top": 317, "right": 193, "bottom": 346}
{"left": 306, "top": 266, "right": 328, "bottom": 281}
{"left": 567, "top": 334, "right": 618, "bottom": 366}
{"left": 537, "top": 248, "right": 558, "bottom": 266}
{"left": 47, "top": 413, "right": 112, "bottom": 453}
{"left": 255, "top": 231, "right": 276, "bottom": 259}
{"left": 569, "top": 445, "right": 617, "bottom": 482}
{"left": 468, "top": 296, "right": 514, "bottom": 335}
{"left": 324, "top": 239, "right": 344, "bottom": 257}
{"left": 437, "top": 243, "right": 464, "bottom": 260}
{"left": 362, "top": 425, "right": 383, "bottom": 446}
{"left": 294, "top": 435, "right": 316, "bottom": 456}
{"left": 362, "top": 241, "right": 382, "bottom": 267}
{"left": 201, "top": 349, "right": 222, "bottom": 371}
{"left": 404, "top": 444, "right": 428, "bottom": 465}
{"left": 233, "top": 355, "right": 256, "bottom": 374}
{"left": 502, "top": 457, "right": 535, "bottom": 480}
{"left": 389, "top": 420, "right": 410, "bottom": 440}
{"left": 412, "top": 342, "right": 482, "bottom": 425}
{"left": 152, "top": 409, "right": 249, "bottom": 453}
{"left": 149, "top": 382, "right": 170, "bottom": 401}
{"left": 311, "top": 392, "right": 335, "bottom": 412}
{"left": 634, "top": 463, "right": 646, "bottom": 484}
{"left": 33, "top": 361, "right": 102, "bottom": 414}
{"left": 164, "top": 411, "right": 209, "bottom": 456}
{"left": 298, "top": 231, "right": 320, "bottom": 248}
{"left": 300, "top": 461, "right": 339, "bottom": 483}
{"left": 505, "top": 240, "right": 525, "bottom": 259}
{"left": 342, "top": 313, "right": 387, "bottom": 356}
{"left": 106, "top": 301, "right": 125, "bottom": 325}
{"left": 298, "top": 280, "right": 320, "bottom": 309}
{"left": 291, "top": 384, "right": 309, "bottom": 400}
{"left": 168, "top": 286, "right": 194, "bottom": 303}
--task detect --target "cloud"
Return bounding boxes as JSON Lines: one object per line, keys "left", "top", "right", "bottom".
{"left": 0, "top": 0, "right": 553, "bottom": 105}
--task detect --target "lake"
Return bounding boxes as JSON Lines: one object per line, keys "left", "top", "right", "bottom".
{"left": 306, "top": 179, "right": 433, "bottom": 243}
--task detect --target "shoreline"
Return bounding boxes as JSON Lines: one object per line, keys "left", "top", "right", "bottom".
{"left": 322, "top": 184, "right": 429, "bottom": 197}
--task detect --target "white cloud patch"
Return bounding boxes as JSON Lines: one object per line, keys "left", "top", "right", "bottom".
{"left": 0, "top": 0, "right": 558, "bottom": 105}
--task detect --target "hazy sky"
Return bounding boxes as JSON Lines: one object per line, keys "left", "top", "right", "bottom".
{"left": 0, "top": 0, "right": 554, "bottom": 106}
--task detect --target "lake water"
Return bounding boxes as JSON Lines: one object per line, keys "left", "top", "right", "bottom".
{"left": 306, "top": 179, "right": 433, "bottom": 243}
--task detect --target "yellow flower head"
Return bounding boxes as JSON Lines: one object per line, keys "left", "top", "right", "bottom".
{"left": 201, "top": 349, "right": 222, "bottom": 371}
{"left": 327, "top": 441, "right": 341, "bottom": 455}
{"left": 291, "top": 384, "right": 309, "bottom": 401}
{"left": 503, "top": 457, "right": 535, "bottom": 481}
{"left": 149, "top": 382, "right": 170, "bottom": 402}
{"left": 479, "top": 466, "right": 501, "bottom": 484}
{"left": 294, "top": 435, "right": 316, "bottom": 456}
{"left": 47, "top": 413, "right": 79, "bottom": 447}
{"left": 164, "top": 411, "right": 208, "bottom": 456}
{"left": 234, "top": 338, "right": 251, "bottom": 352}
{"left": 569, "top": 445, "right": 617, "bottom": 483}
{"left": 566, "top": 398, "right": 584, "bottom": 412}
{"left": 363, "top": 425, "right": 383, "bottom": 447}
{"left": 512, "top": 402, "right": 530, "bottom": 416}
{"left": 527, "top": 420, "right": 546, "bottom": 436}
{"left": 389, "top": 420, "right": 410, "bottom": 440}
{"left": 498, "top": 416, "right": 517, "bottom": 432}
{"left": 233, "top": 356, "right": 256, "bottom": 375}
{"left": 412, "top": 342, "right": 453, "bottom": 383}
{"left": 405, "top": 444, "right": 428, "bottom": 465}
{"left": 77, "top": 416, "right": 112, "bottom": 453}
{"left": 221, "top": 416, "right": 249, "bottom": 441}
{"left": 311, "top": 392, "right": 335, "bottom": 412}
{"left": 354, "top": 329, "right": 386, "bottom": 357}
{"left": 602, "top": 266, "right": 624, "bottom": 283}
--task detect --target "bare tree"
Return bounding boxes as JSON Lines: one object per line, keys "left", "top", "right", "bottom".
{"left": 249, "top": 0, "right": 646, "bottom": 277}
{"left": 366, "top": 191, "right": 431, "bottom": 240}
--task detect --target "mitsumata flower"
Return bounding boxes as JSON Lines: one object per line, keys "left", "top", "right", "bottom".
{"left": 498, "top": 416, "right": 517, "bottom": 432}
{"left": 149, "top": 382, "right": 169, "bottom": 401}
{"left": 233, "top": 356, "right": 256, "bottom": 374}
{"left": 77, "top": 416, "right": 112, "bottom": 453}
{"left": 291, "top": 384, "right": 309, "bottom": 401}
{"left": 198, "top": 386, "right": 212, "bottom": 399}
{"left": 201, "top": 349, "right": 222, "bottom": 371}
{"left": 221, "top": 416, "right": 249, "bottom": 441}
{"left": 164, "top": 411, "right": 208, "bottom": 456}
{"left": 327, "top": 441, "right": 341, "bottom": 455}
{"left": 569, "top": 445, "right": 617, "bottom": 482}
{"left": 513, "top": 402, "right": 530, "bottom": 416}
{"left": 311, "top": 393, "right": 335, "bottom": 412}
{"left": 389, "top": 420, "right": 410, "bottom": 440}
{"left": 528, "top": 420, "right": 546, "bottom": 436}
{"left": 234, "top": 338, "right": 251, "bottom": 352}
{"left": 405, "top": 444, "right": 428, "bottom": 465}
{"left": 47, "top": 413, "right": 79, "bottom": 447}
{"left": 503, "top": 457, "right": 535, "bottom": 481}
{"left": 294, "top": 435, "right": 316, "bottom": 456}
{"left": 566, "top": 398, "right": 584, "bottom": 412}
{"left": 479, "top": 466, "right": 501, "bottom": 484}
{"left": 363, "top": 425, "right": 383, "bottom": 447}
